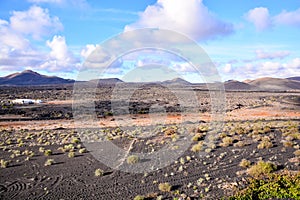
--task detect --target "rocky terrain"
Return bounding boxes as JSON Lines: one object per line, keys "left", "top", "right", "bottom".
{"left": 0, "top": 70, "right": 300, "bottom": 199}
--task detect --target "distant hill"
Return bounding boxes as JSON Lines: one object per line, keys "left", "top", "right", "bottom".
{"left": 287, "top": 76, "right": 300, "bottom": 82}
{"left": 0, "top": 70, "right": 75, "bottom": 86}
{"left": 89, "top": 78, "right": 123, "bottom": 85}
{"left": 246, "top": 77, "right": 300, "bottom": 90}
{"left": 1, "top": 70, "right": 300, "bottom": 91}
{"left": 224, "top": 80, "right": 258, "bottom": 91}
{"left": 163, "top": 77, "right": 191, "bottom": 85}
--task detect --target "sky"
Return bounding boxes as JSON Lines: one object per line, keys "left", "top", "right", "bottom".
{"left": 0, "top": 0, "right": 300, "bottom": 82}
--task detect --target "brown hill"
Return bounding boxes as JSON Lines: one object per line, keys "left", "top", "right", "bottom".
{"left": 224, "top": 80, "right": 258, "bottom": 91}
{"left": 89, "top": 78, "right": 123, "bottom": 85}
{"left": 247, "top": 77, "right": 300, "bottom": 90}
{"left": 162, "top": 77, "right": 191, "bottom": 85}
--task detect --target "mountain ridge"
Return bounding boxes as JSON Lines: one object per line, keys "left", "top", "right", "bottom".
{"left": 0, "top": 70, "right": 299, "bottom": 91}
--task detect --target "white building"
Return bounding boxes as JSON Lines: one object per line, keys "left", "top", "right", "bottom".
{"left": 12, "top": 99, "right": 44, "bottom": 104}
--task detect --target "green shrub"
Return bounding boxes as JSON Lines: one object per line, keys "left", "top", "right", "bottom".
{"left": 44, "top": 159, "right": 54, "bottom": 166}
{"left": 164, "top": 127, "right": 176, "bottom": 136}
{"left": 247, "top": 161, "right": 277, "bottom": 178}
{"left": 127, "top": 155, "right": 139, "bottom": 164}
{"left": 133, "top": 195, "right": 145, "bottom": 200}
{"left": 191, "top": 141, "right": 203, "bottom": 152}
{"left": 192, "top": 133, "right": 204, "bottom": 141}
{"left": 95, "top": 168, "right": 104, "bottom": 177}
{"left": 283, "top": 140, "right": 294, "bottom": 148}
{"left": 294, "top": 149, "right": 300, "bottom": 157}
{"left": 234, "top": 141, "right": 246, "bottom": 147}
{"left": 228, "top": 171, "right": 300, "bottom": 199}
{"left": 68, "top": 151, "right": 75, "bottom": 158}
{"left": 44, "top": 149, "right": 52, "bottom": 156}
{"left": 220, "top": 136, "right": 233, "bottom": 147}
{"left": 158, "top": 182, "right": 172, "bottom": 192}
{"left": 0, "top": 159, "right": 9, "bottom": 168}
{"left": 79, "top": 148, "right": 86, "bottom": 154}
{"left": 71, "top": 137, "right": 80, "bottom": 144}
{"left": 64, "top": 144, "right": 74, "bottom": 152}
{"left": 257, "top": 139, "right": 273, "bottom": 149}
{"left": 239, "top": 159, "right": 251, "bottom": 168}
{"left": 39, "top": 147, "right": 45, "bottom": 153}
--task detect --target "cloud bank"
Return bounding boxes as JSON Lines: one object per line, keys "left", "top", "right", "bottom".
{"left": 125, "top": 0, "right": 234, "bottom": 40}
{"left": 246, "top": 7, "right": 300, "bottom": 31}
{"left": 0, "top": 6, "right": 78, "bottom": 73}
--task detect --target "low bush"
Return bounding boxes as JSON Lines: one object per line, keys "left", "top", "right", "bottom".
{"left": 257, "top": 139, "right": 273, "bottom": 149}
{"left": 293, "top": 149, "right": 300, "bottom": 157}
{"left": 247, "top": 161, "right": 277, "bottom": 178}
{"left": 79, "top": 148, "right": 86, "bottom": 154}
{"left": 95, "top": 168, "right": 104, "bottom": 177}
{"left": 0, "top": 159, "right": 9, "bottom": 168}
{"left": 158, "top": 182, "right": 172, "bottom": 192}
{"left": 191, "top": 141, "right": 203, "bottom": 152}
{"left": 192, "top": 133, "right": 204, "bottom": 141}
{"left": 39, "top": 147, "right": 45, "bottom": 153}
{"left": 228, "top": 171, "right": 300, "bottom": 199}
{"left": 282, "top": 140, "right": 294, "bottom": 148}
{"left": 220, "top": 136, "right": 234, "bottom": 147}
{"left": 133, "top": 195, "right": 145, "bottom": 200}
{"left": 127, "top": 155, "right": 139, "bottom": 164}
{"left": 239, "top": 159, "right": 251, "bottom": 168}
{"left": 44, "top": 149, "right": 52, "bottom": 156}
{"left": 44, "top": 159, "right": 54, "bottom": 166}
{"left": 71, "top": 137, "right": 80, "bottom": 144}
{"left": 68, "top": 151, "right": 75, "bottom": 158}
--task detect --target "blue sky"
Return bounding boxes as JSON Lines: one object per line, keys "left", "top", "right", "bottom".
{"left": 0, "top": 0, "right": 300, "bottom": 82}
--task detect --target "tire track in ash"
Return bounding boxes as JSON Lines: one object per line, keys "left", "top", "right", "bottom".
{"left": 2, "top": 179, "right": 33, "bottom": 199}
{"left": 33, "top": 174, "right": 64, "bottom": 199}
{"left": 0, "top": 174, "right": 64, "bottom": 200}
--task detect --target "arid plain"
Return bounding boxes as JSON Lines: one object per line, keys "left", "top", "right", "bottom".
{"left": 0, "top": 77, "right": 300, "bottom": 199}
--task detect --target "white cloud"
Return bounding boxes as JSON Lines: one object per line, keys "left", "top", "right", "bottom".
{"left": 0, "top": 6, "right": 80, "bottom": 73}
{"left": 222, "top": 63, "right": 232, "bottom": 73}
{"left": 0, "top": 19, "right": 8, "bottom": 25}
{"left": 28, "top": 0, "right": 63, "bottom": 3}
{"left": 274, "top": 8, "right": 300, "bottom": 27}
{"left": 246, "top": 7, "right": 300, "bottom": 30}
{"left": 261, "top": 61, "right": 281, "bottom": 74}
{"left": 10, "top": 5, "right": 63, "bottom": 40}
{"left": 256, "top": 49, "right": 290, "bottom": 60}
{"left": 283, "top": 58, "right": 300, "bottom": 69}
{"left": 245, "top": 7, "right": 272, "bottom": 31}
{"left": 172, "top": 62, "right": 197, "bottom": 73}
{"left": 223, "top": 58, "right": 300, "bottom": 80}
{"left": 0, "top": 22, "right": 30, "bottom": 50}
{"left": 40, "top": 35, "right": 79, "bottom": 72}
{"left": 80, "top": 44, "right": 98, "bottom": 59}
{"left": 27, "top": 0, "right": 89, "bottom": 9}
{"left": 124, "top": 0, "right": 233, "bottom": 40}
{"left": 0, "top": 47, "right": 45, "bottom": 70}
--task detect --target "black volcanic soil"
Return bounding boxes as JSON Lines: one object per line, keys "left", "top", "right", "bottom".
{"left": 0, "top": 85, "right": 300, "bottom": 199}
{"left": 0, "top": 121, "right": 300, "bottom": 199}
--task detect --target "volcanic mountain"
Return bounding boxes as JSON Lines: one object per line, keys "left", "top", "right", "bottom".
{"left": 89, "top": 78, "right": 124, "bottom": 85}
{"left": 224, "top": 80, "right": 259, "bottom": 91}
{"left": 162, "top": 77, "right": 191, "bottom": 85}
{"left": 0, "top": 70, "right": 75, "bottom": 85}
{"left": 246, "top": 77, "right": 300, "bottom": 90}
